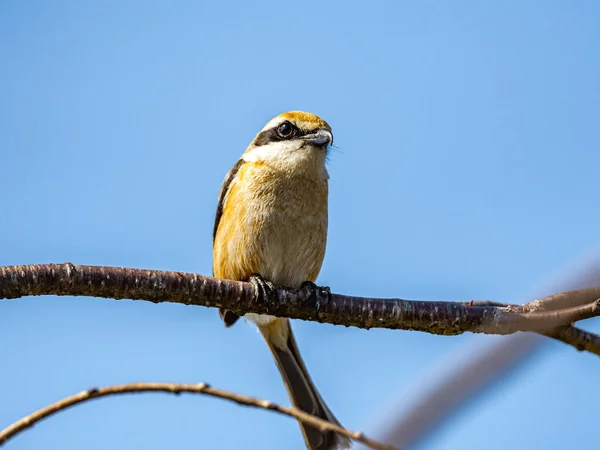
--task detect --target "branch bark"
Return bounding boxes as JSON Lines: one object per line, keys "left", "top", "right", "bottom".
{"left": 0, "top": 382, "right": 396, "bottom": 450}
{"left": 1, "top": 263, "right": 599, "bottom": 356}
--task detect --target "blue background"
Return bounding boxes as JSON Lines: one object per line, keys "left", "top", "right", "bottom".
{"left": 1, "top": 1, "right": 599, "bottom": 449}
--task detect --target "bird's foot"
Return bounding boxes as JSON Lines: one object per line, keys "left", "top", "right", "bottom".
{"left": 249, "top": 274, "right": 277, "bottom": 311}
{"left": 300, "top": 281, "right": 330, "bottom": 315}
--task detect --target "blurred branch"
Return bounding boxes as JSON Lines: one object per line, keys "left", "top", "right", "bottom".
{"left": 372, "top": 334, "right": 541, "bottom": 450}
{"left": 369, "top": 251, "right": 600, "bottom": 449}
{"left": 0, "top": 382, "right": 395, "bottom": 450}
{"left": 1, "top": 263, "right": 599, "bottom": 356}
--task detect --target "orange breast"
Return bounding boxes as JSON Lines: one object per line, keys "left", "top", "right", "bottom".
{"left": 213, "top": 161, "right": 328, "bottom": 288}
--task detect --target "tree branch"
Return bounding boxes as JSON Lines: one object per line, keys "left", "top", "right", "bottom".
{"left": 1, "top": 263, "right": 599, "bottom": 356}
{"left": 0, "top": 382, "right": 396, "bottom": 450}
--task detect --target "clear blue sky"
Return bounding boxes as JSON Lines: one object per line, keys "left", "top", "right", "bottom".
{"left": 1, "top": 1, "right": 599, "bottom": 449}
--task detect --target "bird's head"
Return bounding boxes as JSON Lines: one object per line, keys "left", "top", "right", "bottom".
{"left": 242, "top": 111, "right": 333, "bottom": 175}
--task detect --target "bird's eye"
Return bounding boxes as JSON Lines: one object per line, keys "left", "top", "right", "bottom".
{"left": 277, "top": 121, "right": 295, "bottom": 138}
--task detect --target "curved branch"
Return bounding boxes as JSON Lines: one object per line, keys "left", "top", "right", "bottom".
{"left": 0, "top": 382, "right": 396, "bottom": 450}
{"left": 1, "top": 263, "right": 599, "bottom": 356}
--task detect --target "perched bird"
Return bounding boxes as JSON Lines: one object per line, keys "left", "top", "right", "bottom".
{"left": 213, "top": 111, "right": 349, "bottom": 449}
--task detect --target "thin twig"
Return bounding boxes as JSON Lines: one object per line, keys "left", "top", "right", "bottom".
{"left": 478, "top": 299, "right": 600, "bottom": 333}
{"left": 462, "top": 300, "right": 600, "bottom": 353}
{"left": 0, "top": 263, "right": 599, "bottom": 356}
{"left": 0, "top": 382, "right": 396, "bottom": 450}
{"left": 546, "top": 325, "right": 600, "bottom": 352}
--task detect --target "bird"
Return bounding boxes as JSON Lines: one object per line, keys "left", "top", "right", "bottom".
{"left": 212, "top": 111, "right": 349, "bottom": 449}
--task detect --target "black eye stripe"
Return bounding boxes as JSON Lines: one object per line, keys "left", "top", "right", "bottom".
{"left": 253, "top": 123, "right": 312, "bottom": 146}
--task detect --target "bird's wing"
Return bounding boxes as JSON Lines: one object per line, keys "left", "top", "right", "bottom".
{"left": 213, "top": 159, "right": 244, "bottom": 243}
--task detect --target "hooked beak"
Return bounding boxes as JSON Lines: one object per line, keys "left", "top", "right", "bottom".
{"left": 304, "top": 128, "right": 333, "bottom": 148}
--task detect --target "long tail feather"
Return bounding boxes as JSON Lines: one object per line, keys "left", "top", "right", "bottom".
{"left": 259, "top": 319, "right": 350, "bottom": 450}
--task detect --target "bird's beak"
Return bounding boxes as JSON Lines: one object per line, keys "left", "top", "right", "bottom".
{"left": 304, "top": 129, "right": 333, "bottom": 147}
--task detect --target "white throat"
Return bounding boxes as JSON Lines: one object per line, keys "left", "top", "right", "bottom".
{"left": 243, "top": 141, "right": 329, "bottom": 179}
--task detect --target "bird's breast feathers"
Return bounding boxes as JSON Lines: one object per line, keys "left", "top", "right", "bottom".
{"left": 213, "top": 160, "right": 328, "bottom": 289}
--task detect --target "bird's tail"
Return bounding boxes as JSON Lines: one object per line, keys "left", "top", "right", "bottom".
{"left": 258, "top": 318, "right": 350, "bottom": 450}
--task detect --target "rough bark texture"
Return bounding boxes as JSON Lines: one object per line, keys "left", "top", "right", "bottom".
{"left": 1, "top": 263, "right": 599, "bottom": 356}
